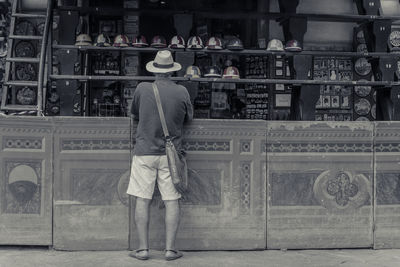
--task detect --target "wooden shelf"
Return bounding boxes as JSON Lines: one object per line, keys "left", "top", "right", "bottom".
{"left": 49, "top": 74, "right": 395, "bottom": 87}
{"left": 52, "top": 44, "right": 400, "bottom": 58}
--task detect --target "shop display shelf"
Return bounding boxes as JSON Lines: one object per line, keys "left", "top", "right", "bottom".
{"left": 12, "top": 13, "right": 47, "bottom": 18}
{"left": 52, "top": 44, "right": 159, "bottom": 52}
{"left": 52, "top": 44, "right": 399, "bottom": 58}
{"left": 54, "top": 6, "right": 400, "bottom": 22}
{"left": 6, "top": 57, "right": 40, "bottom": 63}
{"left": 49, "top": 74, "right": 188, "bottom": 82}
{"left": 55, "top": 6, "right": 138, "bottom": 16}
{"left": 49, "top": 74, "right": 392, "bottom": 87}
{"left": 9, "top": 35, "right": 42, "bottom": 40}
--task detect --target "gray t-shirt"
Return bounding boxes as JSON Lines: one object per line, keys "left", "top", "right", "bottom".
{"left": 131, "top": 77, "right": 193, "bottom": 156}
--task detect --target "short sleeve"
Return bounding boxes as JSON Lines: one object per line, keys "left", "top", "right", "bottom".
{"left": 130, "top": 84, "right": 142, "bottom": 120}
{"left": 182, "top": 86, "right": 194, "bottom": 123}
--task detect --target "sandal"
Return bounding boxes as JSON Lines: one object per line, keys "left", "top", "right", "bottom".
{"left": 165, "top": 249, "right": 183, "bottom": 261}
{"left": 129, "top": 249, "right": 149, "bottom": 260}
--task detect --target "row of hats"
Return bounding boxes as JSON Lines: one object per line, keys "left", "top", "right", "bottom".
{"left": 184, "top": 66, "right": 240, "bottom": 79}
{"left": 76, "top": 34, "right": 302, "bottom": 52}
{"left": 75, "top": 34, "right": 244, "bottom": 50}
{"left": 267, "top": 39, "right": 302, "bottom": 52}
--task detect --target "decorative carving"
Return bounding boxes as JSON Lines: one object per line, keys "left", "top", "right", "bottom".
{"left": 3, "top": 137, "right": 42, "bottom": 150}
{"left": 267, "top": 142, "right": 372, "bottom": 153}
{"left": 61, "top": 139, "right": 130, "bottom": 151}
{"left": 313, "top": 170, "right": 370, "bottom": 212}
{"left": 71, "top": 169, "right": 127, "bottom": 205}
{"left": 183, "top": 124, "right": 265, "bottom": 137}
{"left": 327, "top": 172, "right": 359, "bottom": 206}
{"left": 3, "top": 161, "right": 42, "bottom": 214}
{"left": 0, "top": 127, "right": 51, "bottom": 134}
{"left": 240, "top": 162, "right": 251, "bottom": 214}
{"left": 376, "top": 173, "right": 400, "bottom": 205}
{"left": 55, "top": 129, "right": 130, "bottom": 135}
{"left": 375, "top": 143, "right": 400, "bottom": 153}
{"left": 182, "top": 140, "right": 230, "bottom": 152}
{"left": 240, "top": 140, "right": 252, "bottom": 154}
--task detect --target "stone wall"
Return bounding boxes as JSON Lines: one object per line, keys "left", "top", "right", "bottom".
{"left": 0, "top": 117, "right": 399, "bottom": 250}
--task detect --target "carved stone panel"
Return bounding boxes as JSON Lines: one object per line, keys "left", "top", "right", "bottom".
{"left": 267, "top": 122, "right": 374, "bottom": 249}
{"left": 0, "top": 117, "right": 52, "bottom": 245}
{"left": 374, "top": 122, "right": 400, "bottom": 249}
{"left": 52, "top": 117, "right": 131, "bottom": 250}
{"left": 130, "top": 120, "right": 266, "bottom": 250}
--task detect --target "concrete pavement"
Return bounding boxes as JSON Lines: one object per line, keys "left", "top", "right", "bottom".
{"left": 0, "top": 247, "right": 399, "bottom": 267}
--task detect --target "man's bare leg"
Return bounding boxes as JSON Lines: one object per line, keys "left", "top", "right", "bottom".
{"left": 133, "top": 197, "right": 151, "bottom": 258}
{"left": 164, "top": 199, "right": 182, "bottom": 260}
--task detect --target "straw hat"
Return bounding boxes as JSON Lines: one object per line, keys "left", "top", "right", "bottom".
{"left": 146, "top": 50, "right": 181, "bottom": 73}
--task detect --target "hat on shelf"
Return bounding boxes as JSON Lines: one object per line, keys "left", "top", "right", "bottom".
{"left": 132, "top": 35, "right": 149, "bottom": 48}
{"left": 187, "top": 36, "right": 204, "bottom": 49}
{"left": 285, "top": 39, "right": 302, "bottom": 52}
{"left": 267, "top": 39, "right": 284, "bottom": 51}
{"left": 113, "top": 34, "right": 129, "bottom": 47}
{"left": 222, "top": 66, "right": 240, "bottom": 79}
{"left": 75, "top": 34, "right": 92, "bottom": 46}
{"left": 204, "top": 65, "right": 222, "bottom": 78}
{"left": 169, "top": 35, "right": 186, "bottom": 49}
{"left": 206, "top": 36, "right": 223, "bottom": 50}
{"left": 184, "top": 66, "right": 201, "bottom": 78}
{"left": 226, "top": 37, "right": 244, "bottom": 50}
{"left": 146, "top": 50, "right": 182, "bottom": 73}
{"left": 94, "top": 33, "right": 111, "bottom": 47}
{"left": 151, "top": 35, "right": 167, "bottom": 48}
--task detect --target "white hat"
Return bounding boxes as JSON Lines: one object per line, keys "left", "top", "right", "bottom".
{"left": 146, "top": 50, "right": 182, "bottom": 73}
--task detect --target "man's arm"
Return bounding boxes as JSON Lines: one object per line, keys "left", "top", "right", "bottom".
{"left": 130, "top": 85, "right": 141, "bottom": 121}
{"left": 184, "top": 89, "right": 194, "bottom": 123}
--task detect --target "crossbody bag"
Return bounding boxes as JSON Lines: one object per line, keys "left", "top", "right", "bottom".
{"left": 152, "top": 82, "right": 188, "bottom": 187}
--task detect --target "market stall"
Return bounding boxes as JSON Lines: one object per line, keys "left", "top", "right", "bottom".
{"left": 0, "top": 0, "right": 400, "bottom": 250}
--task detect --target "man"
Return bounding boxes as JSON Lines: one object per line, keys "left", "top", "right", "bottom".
{"left": 127, "top": 50, "right": 193, "bottom": 261}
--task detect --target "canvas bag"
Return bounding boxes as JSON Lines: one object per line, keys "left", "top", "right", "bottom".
{"left": 152, "top": 83, "right": 188, "bottom": 187}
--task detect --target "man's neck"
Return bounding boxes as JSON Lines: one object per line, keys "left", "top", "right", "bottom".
{"left": 155, "top": 74, "right": 171, "bottom": 79}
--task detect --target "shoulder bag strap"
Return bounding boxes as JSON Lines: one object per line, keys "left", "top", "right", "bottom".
{"left": 152, "top": 82, "right": 170, "bottom": 139}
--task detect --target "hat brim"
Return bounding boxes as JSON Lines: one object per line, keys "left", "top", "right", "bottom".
{"left": 146, "top": 61, "right": 182, "bottom": 73}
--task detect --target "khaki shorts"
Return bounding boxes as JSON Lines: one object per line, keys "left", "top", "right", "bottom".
{"left": 126, "top": 155, "right": 181, "bottom": 201}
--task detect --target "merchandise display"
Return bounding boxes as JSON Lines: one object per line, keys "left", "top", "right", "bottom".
{"left": 94, "top": 33, "right": 111, "bottom": 47}
{"left": 0, "top": 29, "right": 6, "bottom": 57}
{"left": 285, "top": 39, "right": 302, "bottom": 52}
{"left": 353, "top": 27, "right": 376, "bottom": 121}
{"left": 204, "top": 65, "right": 222, "bottom": 78}
{"left": 14, "top": 41, "right": 35, "bottom": 57}
{"left": 92, "top": 52, "right": 120, "bottom": 75}
{"left": 244, "top": 56, "right": 268, "bottom": 120}
{"left": 113, "top": 34, "right": 129, "bottom": 47}
{"left": 222, "top": 66, "right": 240, "bottom": 79}
{"left": 187, "top": 36, "right": 204, "bottom": 49}
{"left": 36, "top": 0, "right": 399, "bottom": 122}
{"left": 16, "top": 86, "right": 36, "bottom": 105}
{"left": 184, "top": 66, "right": 201, "bottom": 78}
{"left": 169, "top": 35, "right": 185, "bottom": 49}
{"left": 15, "top": 19, "right": 36, "bottom": 35}
{"left": 132, "top": 35, "right": 149, "bottom": 47}
{"left": 267, "top": 39, "right": 284, "bottom": 51}
{"left": 314, "top": 57, "right": 353, "bottom": 121}
{"left": 150, "top": 35, "right": 167, "bottom": 48}
{"left": 226, "top": 37, "right": 244, "bottom": 51}
{"left": 75, "top": 34, "right": 92, "bottom": 46}
{"left": 15, "top": 63, "right": 36, "bottom": 81}
{"left": 389, "top": 27, "right": 400, "bottom": 51}
{"left": 206, "top": 37, "right": 223, "bottom": 50}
